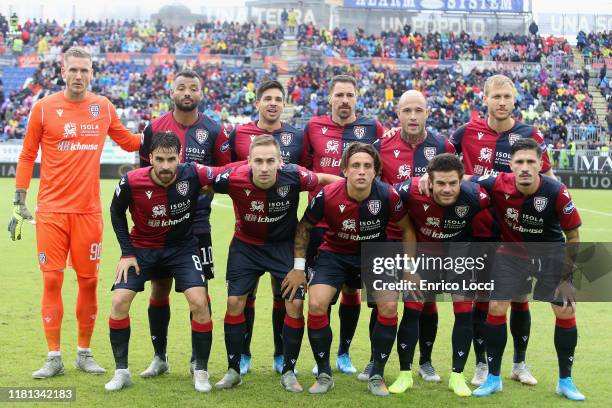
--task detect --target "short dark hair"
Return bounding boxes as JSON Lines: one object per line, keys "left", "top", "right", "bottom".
{"left": 150, "top": 131, "right": 182, "bottom": 155}
{"left": 174, "top": 69, "right": 202, "bottom": 85}
{"left": 329, "top": 74, "right": 357, "bottom": 93}
{"left": 256, "top": 80, "right": 285, "bottom": 101}
{"left": 340, "top": 142, "right": 381, "bottom": 175}
{"left": 426, "top": 153, "right": 464, "bottom": 179}
{"left": 249, "top": 134, "right": 280, "bottom": 155}
{"left": 511, "top": 138, "right": 542, "bottom": 158}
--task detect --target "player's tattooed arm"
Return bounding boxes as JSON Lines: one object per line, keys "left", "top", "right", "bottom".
{"left": 316, "top": 173, "right": 343, "bottom": 186}
{"left": 294, "top": 217, "right": 314, "bottom": 259}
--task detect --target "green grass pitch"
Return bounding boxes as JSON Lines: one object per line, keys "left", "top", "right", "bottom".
{"left": 0, "top": 178, "right": 611, "bottom": 407}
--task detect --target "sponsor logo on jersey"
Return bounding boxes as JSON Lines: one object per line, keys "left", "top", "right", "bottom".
{"left": 195, "top": 129, "right": 209, "bottom": 144}
{"left": 280, "top": 132, "right": 293, "bottom": 146}
{"left": 393, "top": 149, "right": 400, "bottom": 158}
{"left": 368, "top": 200, "right": 381, "bottom": 215}
{"left": 478, "top": 147, "right": 493, "bottom": 163}
{"left": 325, "top": 140, "right": 339, "bottom": 154}
{"left": 250, "top": 200, "right": 265, "bottom": 212}
{"left": 508, "top": 133, "right": 521, "bottom": 146}
{"left": 563, "top": 201, "right": 576, "bottom": 214}
{"left": 63, "top": 122, "right": 77, "bottom": 138}
{"left": 506, "top": 207, "right": 519, "bottom": 222}
{"left": 277, "top": 185, "right": 290, "bottom": 198}
{"left": 89, "top": 104, "right": 100, "bottom": 118}
{"left": 244, "top": 189, "right": 251, "bottom": 196}
{"left": 505, "top": 193, "right": 510, "bottom": 199}
{"left": 339, "top": 204, "right": 346, "bottom": 213}
{"left": 426, "top": 217, "right": 440, "bottom": 227}
{"left": 321, "top": 126, "right": 328, "bottom": 135}
{"left": 342, "top": 218, "right": 357, "bottom": 232}
{"left": 397, "top": 164, "right": 411, "bottom": 179}
{"left": 38, "top": 252, "right": 47, "bottom": 264}
{"left": 220, "top": 142, "right": 230, "bottom": 152}
{"left": 145, "top": 190, "right": 152, "bottom": 199}
{"left": 152, "top": 204, "right": 167, "bottom": 218}
{"left": 176, "top": 181, "right": 189, "bottom": 196}
{"left": 56, "top": 109, "right": 63, "bottom": 117}
{"left": 353, "top": 126, "right": 365, "bottom": 139}
{"left": 423, "top": 146, "right": 436, "bottom": 161}
{"left": 423, "top": 204, "right": 430, "bottom": 211}
{"left": 250, "top": 134, "right": 256, "bottom": 141}
{"left": 455, "top": 205, "right": 468, "bottom": 218}
{"left": 534, "top": 196, "right": 548, "bottom": 212}
{"left": 477, "top": 131, "right": 484, "bottom": 140}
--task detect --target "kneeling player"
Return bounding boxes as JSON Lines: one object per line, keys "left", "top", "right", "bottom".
{"left": 105, "top": 132, "right": 224, "bottom": 392}
{"left": 389, "top": 154, "right": 490, "bottom": 396}
{"left": 295, "top": 142, "right": 414, "bottom": 396}
{"left": 470, "top": 138, "right": 585, "bottom": 401}
{"left": 206, "top": 136, "right": 340, "bottom": 392}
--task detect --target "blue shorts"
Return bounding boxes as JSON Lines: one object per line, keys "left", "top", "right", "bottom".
{"left": 308, "top": 250, "right": 362, "bottom": 292}
{"left": 226, "top": 238, "right": 305, "bottom": 300}
{"left": 112, "top": 241, "right": 207, "bottom": 293}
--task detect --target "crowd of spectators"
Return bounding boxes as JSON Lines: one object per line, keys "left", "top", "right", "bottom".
{"left": 0, "top": 59, "right": 277, "bottom": 140}
{"left": 287, "top": 61, "right": 595, "bottom": 144}
{"left": 576, "top": 30, "right": 611, "bottom": 59}
{"left": 296, "top": 23, "right": 571, "bottom": 63}
{"left": 0, "top": 16, "right": 283, "bottom": 56}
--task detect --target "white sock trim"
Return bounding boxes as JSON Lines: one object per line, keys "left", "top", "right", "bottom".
{"left": 48, "top": 351, "right": 61, "bottom": 357}
{"left": 77, "top": 347, "right": 92, "bottom": 353}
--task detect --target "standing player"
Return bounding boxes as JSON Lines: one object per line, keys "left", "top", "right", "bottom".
{"left": 9, "top": 47, "right": 142, "bottom": 378}
{"left": 422, "top": 74, "right": 555, "bottom": 385}
{"left": 470, "top": 138, "right": 584, "bottom": 401}
{"left": 227, "top": 80, "right": 306, "bottom": 374}
{"left": 137, "top": 69, "right": 229, "bottom": 378}
{"left": 373, "top": 90, "right": 456, "bottom": 387}
{"left": 106, "top": 132, "right": 224, "bottom": 392}
{"left": 207, "top": 136, "right": 340, "bottom": 392}
{"left": 303, "top": 75, "right": 386, "bottom": 375}
{"left": 294, "top": 143, "right": 413, "bottom": 396}
{"left": 392, "top": 154, "right": 490, "bottom": 397}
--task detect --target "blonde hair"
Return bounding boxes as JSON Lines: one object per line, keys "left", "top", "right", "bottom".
{"left": 484, "top": 74, "right": 514, "bottom": 96}
{"left": 249, "top": 134, "right": 280, "bottom": 155}
{"left": 63, "top": 46, "right": 92, "bottom": 64}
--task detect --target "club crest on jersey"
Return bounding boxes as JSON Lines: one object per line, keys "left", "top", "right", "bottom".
{"left": 426, "top": 217, "right": 440, "bottom": 228}
{"left": 89, "top": 104, "right": 100, "bottom": 118}
{"left": 508, "top": 133, "right": 521, "bottom": 146}
{"left": 506, "top": 208, "right": 519, "bottom": 222}
{"left": 195, "top": 129, "right": 209, "bottom": 144}
{"left": 368, "top": 200, "right": 381, "bottom": 215}
{"left": 353, "top": 126, "right": 366, "bottom": 139}
{"left": 176, "top": 181, "right": 189, "bottom": 196}
{"left": 38, "top": 252, "right": 47, "bottom": 265}
{"left": 423, "top": 147, "right": 436, "bottom": 161}
{"left": 534, "top": 196, "right": 548, "bottom": 212}
{"left": 397, "top": 164, "right": 411, "bottom": 180}
{"left": 280, "top": 132, "right": 293, "bottom": 146}
{"left": 63, "top": 122, "right": 77, "bottom": 138}
{"left": 277, "top": 185, "right": 290, "bottom": 198}
{"left": 455, "top": 205, "right": 468, "bottom": 218}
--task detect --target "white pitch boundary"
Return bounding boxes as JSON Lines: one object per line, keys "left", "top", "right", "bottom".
{"left": 211, "top": 199, "right": 232, "bottom": 209}
{"left": 578, "top": 208, "right": 612, "bottom": 217}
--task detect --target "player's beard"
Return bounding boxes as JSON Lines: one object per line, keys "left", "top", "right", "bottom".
{"left": 335, "top": 105, "right": 353, "bottom": 120}
{"left": 174, "top": 98, "right": 198, "bottom": 112}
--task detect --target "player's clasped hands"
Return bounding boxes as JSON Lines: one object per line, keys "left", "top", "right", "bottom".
{"left": 554, "top": 280, "right": 577, "bottom": 312}
{"left": 115, "top": 256, "right": 140, "bottom": 284}
{"left": 8, "top": 188, "right": 33, "bottom": 241}
{"left": 281, "top": 269, "right": 307, "bottom": 301}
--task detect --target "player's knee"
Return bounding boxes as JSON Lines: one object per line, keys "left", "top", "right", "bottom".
{"left": 552, "top": 303, "right": 575, "bottom": 319}
{"left": 488, "top": 300, "right": 509, "bottom": 316}
{"left": 42, "top": 271, "right": 64, "bottom": 292}
{"left": 376, "top": 301, "right": 396, "bottom": 317}
{"left": 308, "top": 297, "right": 328, "bottom": 316}
{"left": 111, "top": 291, "right": 134, "bottom": 315}
{"left": 285, "top": 299, "right": 304, "bottom": 318}
{"left": 77, "top": 276, "right": 97, "bottom": 292}
{"left": 151, "top": 278, "right": 173, "bottom": 300}
{"left": 226, "top": 296, "right": 246, "bottom": 315}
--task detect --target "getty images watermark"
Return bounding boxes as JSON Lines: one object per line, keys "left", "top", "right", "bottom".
{"left": 360, "top": 242, "right": 612, "bottom": 303}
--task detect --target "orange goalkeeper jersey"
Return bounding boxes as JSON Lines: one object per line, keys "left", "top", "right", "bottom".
{"left": 15, "top": 91, "right": 141, "bottom": 214}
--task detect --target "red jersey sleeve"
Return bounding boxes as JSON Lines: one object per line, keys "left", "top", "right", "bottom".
{"left": 445, "top": 138, "right": 457, "bottom": 155}
{"left": 213, "top": 124, "right": 231, "bottom": 165}
{"left": 477, "top": 185, "right": 490, "bottom": 209}
{"left": 555, "top": 185, "right": 581, "bottom": 231}
{"left": 297, "top": 165, "right": 319, "bottom": 191}
{"left": 304, "top": 189, "right": 325, "bottom": 225}
{"left": 375, "top": 120, "right": 386, "bottom": 139}
{"left": 299, "top": 122, "right": 313, "bottom": 169}
{"left": 532, "top": 127, "right": 551, "bottom": 173}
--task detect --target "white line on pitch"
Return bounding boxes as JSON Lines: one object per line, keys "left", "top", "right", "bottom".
{"left": 212, "top": 200, "right": 232, "bottom": 209}
{"left": 578, "top": 208, "right": 612, "bottom": 217}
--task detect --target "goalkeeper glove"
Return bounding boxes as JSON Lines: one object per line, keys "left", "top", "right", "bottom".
{"left": 8, "top": 189, "right": 33, "bottom": 241}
